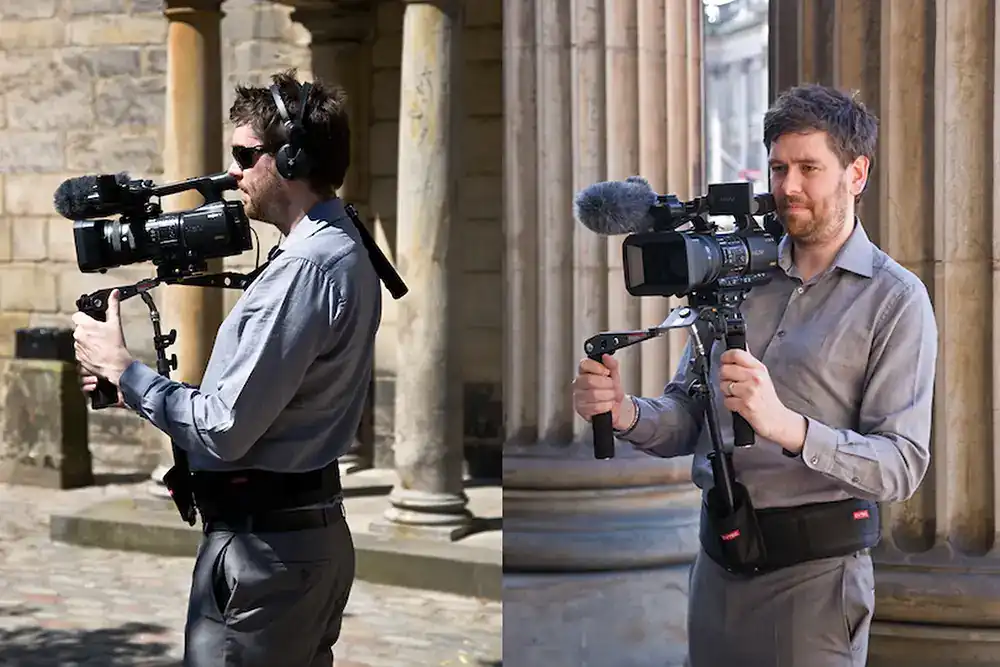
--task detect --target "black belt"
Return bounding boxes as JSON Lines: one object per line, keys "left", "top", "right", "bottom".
{"left": 700, "top": 496, "right": 881, "bottom": 575}
{"left": 202, "top": 504, "right": 345, "bottom": 534}
{"left": 191, "top": 460, "right": 343, "bottom": 519}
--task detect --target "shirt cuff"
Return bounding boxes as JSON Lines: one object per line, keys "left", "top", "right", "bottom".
{"left": 801, "top": 416, "right": 839, "bottom": 474}
{"left": 617, "top": 396, "right": 658, "bottom": 445}
{"left": 118, "top": 360, "right": 160, "bottom": 415}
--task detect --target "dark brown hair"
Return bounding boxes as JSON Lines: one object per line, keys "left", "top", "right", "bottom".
{"left": 763, "top": 83, "right": 878, "bottom": 169}
{"left": 229, "top": 68, "right": 350, "bottom": 197}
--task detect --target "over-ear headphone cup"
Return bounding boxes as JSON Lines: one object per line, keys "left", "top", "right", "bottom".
{"left": 275, "top": 145, "right": 294, "bottom": 180}
{"left": 291, "top": 150, "right": 310, "bottom": 179}
{"left": 275, "top": 145, "right": 310, "bottom": 180}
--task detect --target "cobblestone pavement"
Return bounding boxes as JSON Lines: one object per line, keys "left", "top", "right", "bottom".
{"left": 0, "top": 478, "right": 501, "bottom": 667}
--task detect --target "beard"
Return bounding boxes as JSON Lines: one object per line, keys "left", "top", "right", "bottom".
{"left": 778, "top": 180, "right": 850, "bottom": 247}
{"left": 242, "top": 169, "right": 290, "bottom": 226}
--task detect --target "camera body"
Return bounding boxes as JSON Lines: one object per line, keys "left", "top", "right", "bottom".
{"left": 70, "top": 173, "right": 253, "bottom": 278}
{"left": 621, "top": 181, "right": 782, "bottom": 299}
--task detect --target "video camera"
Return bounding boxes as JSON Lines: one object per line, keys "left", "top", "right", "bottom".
{"left": 574, "top": 176, "right": 782, "bottom": 299}
{"left": 55, "top": 171, "right": 252, "bottom": 278}
{"left": 620, "top": 180, "right": 782, "bottom": 298}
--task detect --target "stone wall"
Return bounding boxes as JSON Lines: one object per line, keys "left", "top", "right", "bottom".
{"left": 0, "top": 0, "right": 503, "bottom": 476}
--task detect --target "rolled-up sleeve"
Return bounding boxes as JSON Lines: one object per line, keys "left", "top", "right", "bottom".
{"left": 801, "top": 282, "right": 938, "bottom": 503}
{"left": 119, "top": 256, "right": 341, "bottom": 462}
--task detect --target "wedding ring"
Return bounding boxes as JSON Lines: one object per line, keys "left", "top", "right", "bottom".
{"left": 727, "top": 381, "right": 736, "bottom": 396}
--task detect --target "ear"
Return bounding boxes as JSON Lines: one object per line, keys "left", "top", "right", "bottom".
{"left": 848, "top": 155, "right": 870, "bottom": 197}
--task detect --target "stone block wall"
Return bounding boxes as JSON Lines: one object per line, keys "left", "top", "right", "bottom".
{"left": 0, "top": 0, "right": 504, "bottom": 476}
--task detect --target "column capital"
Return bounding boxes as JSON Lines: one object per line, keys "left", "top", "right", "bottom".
{"left": 400, "top": 0, "right": 461, "bottom": 13}
{"left": 291, "top": 1, "right": 373, "bottom": 43}
{"left": 164, "top": 0, "right": 223, "bottom": 16}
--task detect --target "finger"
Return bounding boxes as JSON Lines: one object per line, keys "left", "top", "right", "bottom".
{"left": 71, "top": 311, "right": 95, "bottom": 327}
{"left": 573, "top": 373, "right": 615, "bottom": 391}
{"left": 576, "top": 399, "right": 617, "bottom": 418}
{"left": 107, "top": 289, "right": 121, "bottom": 322}
{"left": 578, "top": 357, "right": 611, "bottom": 377}
{"left": 576, "top": 387, "right": 619, "bottom": 404}
{"left": 723, "top": 396, "right": 745, "bottom": 413}
{"left": 718, "top": 364, "right": 755, "bottom": 383}
{"left": 603, "top": 354, "right": 622, "bottom": 389}
{"left": 720, "top": 348, "right": 761, "bottom": 369}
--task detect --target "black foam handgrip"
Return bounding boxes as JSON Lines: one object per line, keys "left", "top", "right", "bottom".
{"left": 91, "top": 378, "right": 120, "bottom": 409}
{"left": 732, "top": 412, "right": 754, "bottom": 447}
{"left": 726, "top": 330, "right": 756, "bottom": 448}
{"left": 593, "top": 411, "right": 615, "bottom": 459}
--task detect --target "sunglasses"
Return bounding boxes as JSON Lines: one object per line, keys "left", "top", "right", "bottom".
{"left": 232, "top": 145, "right": 267, "bottom": 170}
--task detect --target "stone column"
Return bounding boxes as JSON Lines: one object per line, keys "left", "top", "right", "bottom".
{"left": 291, "top": 2, "right": 375, "bottom": 474}
{"left": 372, "top": 0, "right": 472, "bottom": 540}
{"left": 151, "top": 0, "right": 225, "bottom": 490}
{"left": 770, "top": 2, "right": 1000, "bottom": 665}
{"left": 502, "top": 2, "right": 705, "bottom": 665}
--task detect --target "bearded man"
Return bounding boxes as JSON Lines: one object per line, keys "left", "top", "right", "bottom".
{"left": 72, "top": 69, "right": 379, "bottom": 667}
{"left": 572, "top": 83, "right": 939, "bottom": 667}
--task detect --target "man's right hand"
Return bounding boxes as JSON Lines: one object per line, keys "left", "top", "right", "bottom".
{"left": 572, "top": 354, "right": 635, "bottom": 430}
{"left": 80, "top": 373, "right": 126, "bottom": 408}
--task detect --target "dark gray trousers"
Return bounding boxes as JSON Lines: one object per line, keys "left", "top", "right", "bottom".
{"left": 182, "top": 506, "right": 356, "bottom": 667}
{"left": 688, "top": 548, "right": 875, "bottom": 667}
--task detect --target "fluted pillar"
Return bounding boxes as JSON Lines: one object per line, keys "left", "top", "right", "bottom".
{"left": 151, "top": 0, "right": 224, "bottom": 491}
{"left": 502, "top": 1, "right": 704, "bottom": 665}
{"left": 373, "top": 0, "right": 473, "bottom": 540}
{"left": 771, "top": 1, "right": 1000, "bottom": 664}
{"left": 291, "top": 3, "right": 375, "bottom": 474}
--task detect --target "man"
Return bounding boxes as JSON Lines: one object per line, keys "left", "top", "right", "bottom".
{"left": 72, "top": 69, "right": 380, "bottom": 667}
{"left": 572, "top": 83, "right": 938, "bottom": 666}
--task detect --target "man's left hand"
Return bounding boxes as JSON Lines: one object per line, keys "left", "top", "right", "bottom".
{"left": 72, "top": 289, "right": 134, "bottom": 387}
{"left": 719, "top": 348, "right": 806, "bottom": 454}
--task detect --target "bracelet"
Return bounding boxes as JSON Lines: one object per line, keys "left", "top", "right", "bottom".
{"left": 613, "top": 395, "right": 640, "bottom": 436}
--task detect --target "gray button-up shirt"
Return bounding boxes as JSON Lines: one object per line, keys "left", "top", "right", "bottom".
{"left": 119, "top": 198, "right": 382, "bottom": 473}
{"left": 619, "top": 220, "right": 938, "bottom": 509}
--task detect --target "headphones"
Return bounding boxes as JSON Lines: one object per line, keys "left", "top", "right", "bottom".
{"left": 269, "top": 81, "right": 313, "bottom": 180}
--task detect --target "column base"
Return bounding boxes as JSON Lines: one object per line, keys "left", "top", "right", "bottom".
{"left": 369, "top": 488, "right": 475, "bottom": 542}
{"left": 147, "top": 463, "right": 172, "bottom": 500}
{"left": 869, "top": 621, "right": 1000, "bottom": 667}
{"left": 338, "top": 440, "right": 371, "bottom": 475}
{"left": 503, "top": 565, "right": 692, "bottom": 667}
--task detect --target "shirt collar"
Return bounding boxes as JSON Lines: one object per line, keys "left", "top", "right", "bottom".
{"left": 777, "top": 216, "right": 875, "bottom": 280}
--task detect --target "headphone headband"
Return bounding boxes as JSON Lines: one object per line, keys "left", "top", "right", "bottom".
{"left": 269, "top": 81, "right": 313, "bottom": 180}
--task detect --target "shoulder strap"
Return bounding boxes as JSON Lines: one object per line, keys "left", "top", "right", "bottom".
{"left": 242, "top": 245, "right": 285, "bottom": 290}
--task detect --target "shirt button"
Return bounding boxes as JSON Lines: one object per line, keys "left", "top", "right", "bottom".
{"left": 810, "top": 456, "right": 819, "bottom": 465}
{"left": 852, "top": 476, "right": 861, "bottom": 483}
{"left": 776, "top": 330, "right": 786, "bottom": 338}
{"left": 797, "top": 286, "right": 805, "bottom": 294}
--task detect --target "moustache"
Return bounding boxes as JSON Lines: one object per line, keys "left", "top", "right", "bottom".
{"left": 779, "top": 198, "right": 810, "bottom": 209}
